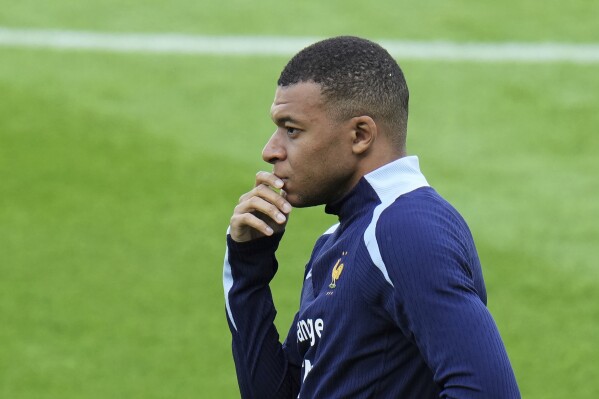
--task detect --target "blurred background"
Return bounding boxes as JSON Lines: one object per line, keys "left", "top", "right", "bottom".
{"left": 1, "top": 1, "right": 598, "bottom": 397}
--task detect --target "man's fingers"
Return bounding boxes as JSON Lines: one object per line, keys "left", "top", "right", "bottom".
{"left": 230, "top": 213, "right": 274, "bottom": 236}
{"left": 239, "top": 185, "right": 286, "bottom": 207}
{"left": 240, "top": 179, "right": 291, "bottom": 215}
{"left": 255, "top": 171, "right": 284, "bottom": 190}
{"left": 229, "top": 171, "right": 292, "bottom": 242}
{"left": 254, "top": 184, "right": 292, "bottom": 214}
{"left": 235, "top": 196, "right": 287, "bottom": 225}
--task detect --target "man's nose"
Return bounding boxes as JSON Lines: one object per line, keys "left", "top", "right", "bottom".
{"left": 262, "top": 131, "right": 285, "bottom": 164}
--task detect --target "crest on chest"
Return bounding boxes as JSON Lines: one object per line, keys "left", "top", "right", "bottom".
{"left": 325, "top": 251, "right": 348, "bottom": 295}
{"left": 329, "top": 251, "right": 348, "bottom": 288}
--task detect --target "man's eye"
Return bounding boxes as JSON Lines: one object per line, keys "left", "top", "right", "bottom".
{"left": 286, "top": 127, "right": 300, "bottom": 136}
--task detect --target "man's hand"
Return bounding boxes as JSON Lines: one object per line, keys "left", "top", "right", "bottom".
{"left": 229, "top": 171, "right": 292, "bottom": 242}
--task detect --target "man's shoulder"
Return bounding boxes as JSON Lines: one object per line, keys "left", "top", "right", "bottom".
{"left": 384, "top": 185, "right": 451, "bottom": 213}
{"left": 377, "top": 186, "right": 469, "bottom": 236}
{"left": 371, "top": 187, "right": 479, "bottom": 286}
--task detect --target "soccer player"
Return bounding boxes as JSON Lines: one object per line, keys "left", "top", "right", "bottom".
{"left": 223, "top": 36, "right": 520, "bottom": 398}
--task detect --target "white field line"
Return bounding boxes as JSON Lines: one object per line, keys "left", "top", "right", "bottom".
{"left": 2, "top": 27, "right": 599, "bottom": 63}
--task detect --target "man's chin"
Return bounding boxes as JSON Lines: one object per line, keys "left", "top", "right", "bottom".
{"left": 285, "top": 192, "right": 321, "bottom": 209}
{"left": 285, "top": 193, "right": 305, "bottom": 208}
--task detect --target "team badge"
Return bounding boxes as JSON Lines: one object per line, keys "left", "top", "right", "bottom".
{"left": 329, "top": 251, "right": 347, "bottom": 289}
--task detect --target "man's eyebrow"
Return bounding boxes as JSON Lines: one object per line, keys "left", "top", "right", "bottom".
{"left": 273, "top": 116, "right": 300, "bottom": 125}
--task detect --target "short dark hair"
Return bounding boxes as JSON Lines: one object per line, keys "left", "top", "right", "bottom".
{"left": 278, "top": 36, "right": 409, "bottom": 147}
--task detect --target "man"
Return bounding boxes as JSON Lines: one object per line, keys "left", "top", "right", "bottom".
{"left": 223, "top": 36, "right": 520, "bottom": 398}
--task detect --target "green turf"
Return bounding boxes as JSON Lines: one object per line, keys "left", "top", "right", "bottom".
{"left": 1, "top": 46, "right": 598, "bottom": 398}
{"left": 1, "top": 3, "right": 599, "bottom": 398}
{"left": 2, "top": 0, "right": 599, "bottom": 42}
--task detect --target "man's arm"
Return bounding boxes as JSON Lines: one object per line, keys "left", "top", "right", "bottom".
{"left": 223, "top": 172, "right": 300, "bottom": 398}
{"left": 378, "top": 203, "right": 520, "bottom": 398}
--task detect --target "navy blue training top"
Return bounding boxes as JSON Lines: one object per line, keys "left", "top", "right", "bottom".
{"left": 223, "top": 156, "right": 520, "bottom": 398}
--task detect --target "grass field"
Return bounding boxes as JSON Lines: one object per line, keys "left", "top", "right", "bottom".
{"left": 1, "top": 2, "right": 598, "bottom": 398}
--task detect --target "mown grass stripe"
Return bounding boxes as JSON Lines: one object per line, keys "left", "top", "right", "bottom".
{"left": 1, "top": 27, "right": 599, "bottom": 63}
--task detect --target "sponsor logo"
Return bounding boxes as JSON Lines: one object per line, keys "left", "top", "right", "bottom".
{"left": 297, "top": 318, "right": 324, "bottom": 347}
{"left": 297, "top": 318, "right": 323, "bottom": 387}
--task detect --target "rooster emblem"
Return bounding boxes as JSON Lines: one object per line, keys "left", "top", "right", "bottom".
{"left": 329, "top": 255, "right": 346, "bottom": 289}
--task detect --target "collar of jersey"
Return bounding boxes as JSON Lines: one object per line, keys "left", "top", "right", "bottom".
{"left": 325, "top": 156, "right": 429, "bottom": 221}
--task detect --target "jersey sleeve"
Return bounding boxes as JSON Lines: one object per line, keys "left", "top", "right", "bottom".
{"left": 377, "top": 204, "right": 520, "bottom": 399}
{"left": 224, "top": 233, "right": 301, "bottom": 398}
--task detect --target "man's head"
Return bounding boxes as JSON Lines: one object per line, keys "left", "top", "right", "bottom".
{"left": 263, "top": 36, "right": 409, "bottom": 208}
{"left": 278, "top": 36, "right": 409, "bottom": 148}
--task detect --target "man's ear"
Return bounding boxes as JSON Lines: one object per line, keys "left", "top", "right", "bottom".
{"left": 350, "top": 116, "right": 377, "bottom": 155}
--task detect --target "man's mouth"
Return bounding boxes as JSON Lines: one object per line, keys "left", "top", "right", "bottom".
{"left": 273, "top": 172, "right": 287, "bottom": 182}
{"left": 273, "top": 170, "right": 288, "bottom": 186}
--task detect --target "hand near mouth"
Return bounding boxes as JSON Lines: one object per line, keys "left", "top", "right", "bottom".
{"left": 229, "top": 171, "right": 293, "bottom": 242}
